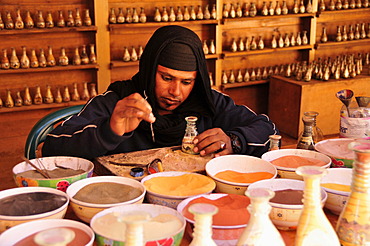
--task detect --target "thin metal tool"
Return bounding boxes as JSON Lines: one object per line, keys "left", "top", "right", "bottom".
{"left": 144, "top": 90, "right": 155, "bottom": 142}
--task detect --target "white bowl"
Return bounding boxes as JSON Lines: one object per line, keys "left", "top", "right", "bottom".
{"left": 90, "top": 203, "right": 186, "bottom": 246}
{"left": 205, "top": 155, "right": 277, "bottom": 195}
{"left": 0, "top": 219, "right": 95, "bottom": 246}
{"left": 0, "top": 186, "right": 69, "bottom": 233}
{"left": 315, "top": 138, "right": 356, "bottom": 168}
{"left": 177, "top": 193, "right": 250, "bottom": 246}
{"left": 13, "top": 156, "right": 94, "bottom": 191}
{"left": 321, "top": 168, "right": 352, "bottom": 215}
{"left": 261, "top": 149, "right": 331, "bottom": 180}
{"left": 141, "top": 171, "right": 216, "bottom": 209}
{"left": 248, "top": 178, "right": 327, "bottom": 230}
{"left": 66, "top": 176, "right": 146, "bottom": 223}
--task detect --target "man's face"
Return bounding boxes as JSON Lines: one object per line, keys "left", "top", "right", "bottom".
{"left": 155, "top": 65, "right": 197, "bottom": 115}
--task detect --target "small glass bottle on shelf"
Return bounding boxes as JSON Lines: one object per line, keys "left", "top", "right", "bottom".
{"left": 182, "top": 116, "right": 199, "bottom": 155}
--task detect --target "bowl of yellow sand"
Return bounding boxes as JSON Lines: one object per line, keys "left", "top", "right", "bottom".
{"left": 0, "top": 186, "right": 69, "bottom": 233}
{"left": 205, "top": 155, "right": 277, "bottom": 195}
{"left": 248, "top": 178, "right": 327, "bottom": 230}
{"left": 141, "top": 171, "right": 216, "bottom": 209}
{"left": 177, "top": 193, "right": 250, "bottom": 246}
{"left": 321, "top": 168, "right": 352, "bottom": 215}
{"left": 13, "top": 156, "right": 94, "bottom": 192}
{"left": 90, "top": 203, "right": 186, "bottom": 246}
{"left": 261, "top": 149, "right": 331, "bottom": 180}
{"left": 66, "top": 176, "right": 146, "bottom": 223}
{"left": 315, "top": 138, "right": 355, "bottom": 168}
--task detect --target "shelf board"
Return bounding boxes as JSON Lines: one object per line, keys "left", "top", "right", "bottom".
{"left": 315, "top": 39, "right": 370, "bottom": 49}
{"left": 0, "top": 64, "right": 99, "bottom": 74}
{"left": 0, "top": 26, "right": 98, "bottom": 35}
{"left": 223, "top": 44, "right": 313, "bottom": 58}
{"left": 109, "top": 19, "right": 218, "bottom": 31}
{"left": 221, "top": 13, "right": 315, "bottom": 24}
{"left": 221, "top": 80, "right": 269, "bottom": 89}
{"left": 0, "top": 101, "right": 85, "bottom": 114}
{"left": 317, "top": 8, "right": 370, "bottom": 18}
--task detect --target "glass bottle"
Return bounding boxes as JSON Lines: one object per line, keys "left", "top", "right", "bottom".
{"left": 261, "top": 1, "right": 269, "bottom": 15}
{"left": 292, "top": 0, "right": 300, "bottom": 13}
{"left": 336, "top": 139, "right": 370, "bottom": 246}
{"left": 0, "top": 13, "right": 4, "bottom": 30}
{"left": 57, "top": 10, "right": 65, "bottom": 27}
{"left": 63, "top": 86, "right": 71, "bottom": 102}
{"left": 196, "top": 5, "right": 204, "bottom": 20}
{"left": 211, "top": 4, "right": 217, "bottom": 19}
{"left": 269, "top": 134, "right": 281, "bottom": 151}
{"left": 222, "top": 4, "right": 229, "bottom": 18}
{"left": 176, "top": 6, "right": 184, "bottom": 21}
{"left": 20, "top": 46, "right": 30, "bottom": 69}
{"left": 278, "top": 33, "right": 284, "bottom": 48}
{"left": 271, "top": 35, "right": 278, "bottom": 48}
{"left": 302, "top": 31, "right": 308, "bottom": 45}
{"left": 109, "top": 8, "right": 116, "bottom": 24}
{"left": 229, "top": 70, "right": 236, "bottom": 83}
{"left": 290, "top": 32, "right": 296, "bottom": 46}
{"left": 89, "top": 83, "right": 97, "bottom": 98}
{"left": 154, "top": 7, "right": 161, "bottom": 22}
{"left": 74, "top": 8, "right": 82, "bottom": 27}
{"left": 321, "top": 27, "right": 328, "bottom": 43}
{"left": 250, "top": 36, "right": 257, "bottom": 50}
{"left": 161, "top": 7, "right": 168, "bottom": 22}
{"left": 34, "top": 86, "right": 43, "bottom": 105}
{"left": 203, "top": 40, "right": 209, "bottom": 55}
{"left": 72, "top": 83, "right": 80, "bottom": 101}
{"left": 45, "top": 11, "right": 54, "bottom": 28}
{"left": 284, "top": 33, "right": 290, "bottom": 47}
{"left": 117, "top": 8, "right": 125, "bottom": 23}
{"left": 1, "top": 49, "right": 10, "bottom": 70}
{"left": 130, "top": 46, "right": 138, "bottom": 62}
{"left": 297, "top": 114, "right": 315, "bottom": 150}
{"left": 81, "top": 82, "right": 90, "bottom": 101}
{"left": 89, "top": 44, "right": 97, "bottom": 64}
{"left": 55, "top": 87, "right": 62, "bottom": 103}
{"left": 44, "top": 85, "right": 54, "bottom": 104}
{"left": 139, "top": 7, "right": 147, "bottom": 23}
{"left": 275, "top": 1, "right": 282, "bottom": 15}
{"left": 229, "top": 3, "right": 236, "bottom": 18}
{"left": 190, "top": 5, "right": 196, "bottom": 20}
{"left": 123, "top": 47, "right": 130, "bottom": 62}
{"left": 231, "top": 39, "right": 238, "bottom": 52}
{"left": 304, "top": 111, "right": 323, "bottom": 143}
{"left": 343, "top": 0, "right": 350, "bottom": 8}
{"left": 295, "top": 166, "right": 340, "bottom": 246}
{"left": 47, "top": 46, "right": 56, "bottom": 67}
{"left": 258, "top": 36, "right": 265, "bottom": 49}
{"left": 0, "top": 97, "right": 2, "bottom": 108}
{"left": 306, "top": 0, "right": 313, "bottom": 13}
{"left": 204, "top": 4, "right": 211, "bottom": 19}
{"left": 138, "top": 46, "right": 143, "bottom": 60}
{"left": 30, "top": 48, "right": 39, "bottom": 68}
{"left": 282, "top": 0, "right": 289, "bottom": 14}
{"left": 80, "top": 45, "right": 89, "bottom": 64}
{"left": 66, "top": 10, "right": 75, "bottom": 27}
{"left": 319, "top": 0, "right": 327, "bottom": 11}
{"left": 237, "top": 188, "right": 285, "bottom": 246}
{"left": 182, "top": 116, "right": 199, "bottom": 154}
{"left": 5, "top": 90, "right": 14, "bottom": 108}
{"left": 73, "top": 47, "right": 81, "bottom": 65}
{"left": 237, "top": 69, "right": 243, "bottom": 82}
{"left": 84, "top": 9, "right": 92, "bottom": 26}
{"left": 249, "top": 3, "right": 257, "bottom": 17}
{"left": 209, "top": 40, "right": 216, "bottom": 54}
{"left": 336, "top": 0, "right": 343, "bottom": 9}
{"left": 189, "top": 203, "right": 218, "bottom": 246}
{"left": 36, "top": 10, "right": 45, "bottom": 28}
{"left": 329, "top": 0, "right": 336, "bottom": 9}
{"left": 296, "top": 32, "right": 302, "bottom": 45}
{"left": 250, "top": 68, "right": 257, "bottom": 80}
{"left": 58, "top": 47, "right": 69, "bottom": 66}
{"left": 132, "top": 8, "right": 139, "bottom": 23}
{"left": 23, "top": 86, "right": 32, "bottom": 106}
{"left": 244, "top": 69, "right": 250, "bottom": 82}
{"left": 15, "top": 9, "right": 24, "bottom": 29}
{"left": 5, "top": 11, "right": 14, "bottom": 29}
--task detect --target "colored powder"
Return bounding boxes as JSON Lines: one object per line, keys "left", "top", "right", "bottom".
{"left": 321, "top": 183, "right": 350, "bottom": 192}
{"left": 144, "top": 173, "right": 215, "bottom": 196}
{"left": 270, "top": 189, "right": 304, "bottom": 205}
{"left": 182, "top": 194, "right": 250, "bottom": 226}
{"left": 214, "top": 170, "right": 274, "bottom": 183}
{"left": 271, "top": 155, "right": 326, "bottom": 168}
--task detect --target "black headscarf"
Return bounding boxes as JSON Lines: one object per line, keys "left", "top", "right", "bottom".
{"left": 108, "top": 25, "right": 215, "bottom": 146}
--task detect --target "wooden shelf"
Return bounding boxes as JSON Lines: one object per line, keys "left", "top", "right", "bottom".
{"left": 222, "top": 45, "right": 313, "bottom": 58}
{"left": 221, "top": 13, "right": 315, "bottom": 24}
{"left": 0, "top": 26, "right": 98, "bottom": 35}
{"left": 317, "top": 8, "right": 370, "bottom": 19}
{"left": 221, "top": 80, "right": 269, "bottom": 89}
{"left": 0, "top": 101, "right": 85, "bottom": 114}
{"left": 315, "top": 39, "right": 370, "bottom": 49}
{"left": 0, "top": 64, "right": 99, "bottom": 74}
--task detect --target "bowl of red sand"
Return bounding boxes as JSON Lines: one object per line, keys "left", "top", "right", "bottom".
{"left": 0, "top": 219, "right": 94, "bottom": 245}
{"left": 177, "top": 193, "right": 250, "bottom": 246}
{"left": 248, "top": 178, "right": 327, "bottom": 230}
{"left": 315, "top": 138, "right": 355, "bottom": 168}
{"left": 261, "top": 149, "right": 331, "bottom": 180}
{"left": 205, "top": 155, "right": 277, "bottom": 195}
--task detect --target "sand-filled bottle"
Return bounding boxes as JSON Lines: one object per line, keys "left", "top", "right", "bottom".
{"left": 189, "top": 203, "right": 218, "bottom": 246}
{"left": 182, "top": 116, "right": 199, "bottom": 154}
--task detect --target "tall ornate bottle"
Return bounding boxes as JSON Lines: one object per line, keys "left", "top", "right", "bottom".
{"left": 237, "top": 188, "right": 285, "bottom": 246}
{"left": 295, "top": 166, "right": 340, "bottom": 246}
{"left": 45, "top": 11, "right": 54, "bottom": 28}
{"left": 14, "top": 9, "right": 24, "bottom": 29}
{"left": 74, "top": 8, "right": 82, "bottom": 27}
{"left": 20, "top": 46, "right": 30, "bottom": 69}
{"left": 1, "top": 49, "right": 10, "bottom": 70}
{"left": 182, "top": 116, "right": 199, "bottom": 154}
{"left": 47, "top": 46, "right": 56, "bottom": 67}
{"left": 189, "top": 203, "right": 218, "bottom": 246}
{"left": 38, "top": 48, "right": 47, "bottom": 68}
{"left": 84, "top": 9, "right": 92, "bottom": 26}
{"left": 80, "top": 45, "right": 89, "bottom": 64}
{"left": 30, "top": 48, "right": 39, "bottom": 68}
{"left": 296, "top": 114, "right": 315, "bottom": 150}
{"left": 336, "top": 139, "right": 370, "bottom": 246}
{"left": 10, "top": 47, "right": 20, "bottom": 69}
{"left": 58, "top": 47, "right": 69, "bottom": 66}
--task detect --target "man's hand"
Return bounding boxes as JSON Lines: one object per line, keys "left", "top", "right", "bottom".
{"left": 193, "top": 128, "right": 233, "bottom": 157}
{"left": 110, "top": 93, "right": 156, "bottom": 136}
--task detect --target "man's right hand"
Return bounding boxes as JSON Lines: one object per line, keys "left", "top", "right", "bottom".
{"left": 110, "top": 93, "right": 156, "bottom": 136}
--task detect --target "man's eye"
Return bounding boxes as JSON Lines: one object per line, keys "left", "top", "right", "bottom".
{"left": 182, "top": 80, "right": 193, "bottom": 85}
{"left": 161, "top": 75, "right": 172, "bottom": 81}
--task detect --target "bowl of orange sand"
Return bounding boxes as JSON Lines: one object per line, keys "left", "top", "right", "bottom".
{"left": 177, "top": 193, "right": 250, "bottom": 246}
{"left": 205, "top": 155, "right": 277, "bottom": 195}
{"left": 261, "top": 149, "right": 331, "bottom": 180}
{"left": 321, "top": 168, "right": 352, "bottom": 215}
{"left": 141, "top": 171, "right": 216, "bottom": 209}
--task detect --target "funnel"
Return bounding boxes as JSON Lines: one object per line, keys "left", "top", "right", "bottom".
{"left": 355, "top": 96, "right": 370, "bottom": 108}
{"left": 336, "top": 89, "right": 354, "bottom": 117}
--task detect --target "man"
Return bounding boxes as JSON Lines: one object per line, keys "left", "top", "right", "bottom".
{"left": 42, "top": 25, "right": 278, "bottom": 160}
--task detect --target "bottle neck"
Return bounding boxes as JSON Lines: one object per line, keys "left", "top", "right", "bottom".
{"left": 303, "top": 175, "right": 322, "bottom": 208}
{"left": 351, "top": 152, "right": 370, "bottom": 192}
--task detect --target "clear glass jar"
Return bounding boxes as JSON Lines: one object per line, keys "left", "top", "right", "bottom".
{"left": 182, "top": 116, "right": 199, "bottom": 155}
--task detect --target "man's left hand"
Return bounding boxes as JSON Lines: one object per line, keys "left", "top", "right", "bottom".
{"left": 193, "top": 128, "right": 233, "bottom": 157}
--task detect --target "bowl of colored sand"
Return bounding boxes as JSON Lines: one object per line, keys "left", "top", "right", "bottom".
{"left": 261, "top": 149, "right": 331, "bottom": 180}
{"left": 66, "top": 176, "right": 146, "bottom": 223}
{"left": 0, "top": 219, "right": 95, "bottom": 245}
{"left": 315, "top": 138, "right": 355, "bottom": 168}
{"left": 205, "top": 155, "right": 277, "bottom": 195}
{"left": 141, "top": 171, "right": 216, "bottom": 209}
{"left": 0, "top": 186, "right": 69, "bottom": 233}
{"left": 177, "top": 193, "right": 251, "bottom": 246}
{"left": 13, "top": 156, "right": 94, "bottom": 192}
{"left": 90, "top": 203, "right": 186, "bottom": 246}
{"left": 321, "top": 168, "right": 352, "bottom": 215}
{"left": 248, "top": 178, "right": 327, "bottom": 230}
